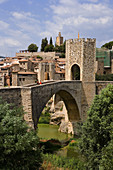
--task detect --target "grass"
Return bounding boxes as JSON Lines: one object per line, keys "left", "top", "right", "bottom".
{"left": 42, "top": 153, "right": 85, "bottom": 170}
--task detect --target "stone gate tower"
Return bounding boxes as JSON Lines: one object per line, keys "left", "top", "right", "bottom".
{"left": 65, "top": 38, "right": 96, "bottom": 121}
{"left": 65, "top": 38, "right": 96, "bottom": 82}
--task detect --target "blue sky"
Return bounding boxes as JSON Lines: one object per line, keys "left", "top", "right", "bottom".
{"left": 0, "top": 0, "right": 113, "bottom": 56}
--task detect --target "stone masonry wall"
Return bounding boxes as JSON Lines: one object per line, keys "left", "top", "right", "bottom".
{"left": 0, "top": 87, "right": 33, "bottom": 125}
{"left": 0, "top": 87, "right": 21, "bottom": 105}
{"left": 65, "top": 38, "right": 96, "bottom": 82}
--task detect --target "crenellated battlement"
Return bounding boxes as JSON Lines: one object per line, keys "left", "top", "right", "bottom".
{"left": 66, "top": 38, "right": 96, "bottom": 44}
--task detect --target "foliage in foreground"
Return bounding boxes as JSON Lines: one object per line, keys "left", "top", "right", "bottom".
{"left": 79, "top": 84, "right": 113, "bottom": 169}
{"left": 0, "top": 100, "right": 42, "bottom": 169}
{"left": 42, "top": 153, "right": 85, "bottom": 170}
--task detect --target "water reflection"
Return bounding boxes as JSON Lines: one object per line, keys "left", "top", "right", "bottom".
{"left": 38, "top": 124, "right": 72, "bottom": 141}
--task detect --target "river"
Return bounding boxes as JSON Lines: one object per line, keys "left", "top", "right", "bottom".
{"left": 38, "top": 124, "right": 72, "bottom": 140}
{"left": 38, "top": 124, "right": 79, "bottom": 158}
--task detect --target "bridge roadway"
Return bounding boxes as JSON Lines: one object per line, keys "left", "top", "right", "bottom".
{"left": 0, "top": 80, "right": 113, "bottom": 134}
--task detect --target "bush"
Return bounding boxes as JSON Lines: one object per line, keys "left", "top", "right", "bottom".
{"left": 0, "top": 99, "right": 42, "bottom": 169}
{"left": 79, "top": 84, "right": 113, "bottom": 169}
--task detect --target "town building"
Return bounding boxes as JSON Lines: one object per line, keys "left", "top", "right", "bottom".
{"left": 1, "top": 33, "right": 113, "bottom": 87}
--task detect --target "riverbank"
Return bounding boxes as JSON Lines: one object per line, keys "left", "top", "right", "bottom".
{"left": 38, "top": 124, "right": 85, "bottom": 169}
{"left": 40, "top": 138, "right": 85, "bottom": 170}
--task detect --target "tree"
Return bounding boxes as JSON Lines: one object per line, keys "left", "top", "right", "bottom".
{"left": 44, "top": 44, "right": 54, "bottom": 52}
{"left": 28, "top": 43, "right": 38, "bottom": 52}
{"left": 79, "top": 84, "right": 113, "bottom": 169}
{"left": 41, "top": 38, "right": 48, "bottom": 51}
{"left": 54, "top": 41, "right": 66, "bottom": 53}
{"left": 0, "top": 99, "right": 42, "bottom": 169}
{"left": 49, "top": 37, "right": 53, "bottom": 45}
{"left": 100, "top": 139, "right": 113, "bottom": 170}
{"left": 101, "top": 41, "right": 113, "bottom": 49}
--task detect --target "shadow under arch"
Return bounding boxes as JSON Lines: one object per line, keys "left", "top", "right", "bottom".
{"left": 56, "top": 90, "right": 80, "bottom": 122}
{"left": 71, "top": 64, "right": 80, "bottom": 80}
{"left": 32, "top": 84, "right": 81, "bottom": 130}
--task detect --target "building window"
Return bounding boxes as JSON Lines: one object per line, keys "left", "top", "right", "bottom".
{"left": 23, "top": 78, "right": 25, "bottom": 81}
{"left": 45, "top": 65, "right": 49, "bottom": 72}
{"left": 19, "top": 78, "right": 21, "bottom": 81}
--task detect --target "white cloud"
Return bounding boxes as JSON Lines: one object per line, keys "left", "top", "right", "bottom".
{"left": 87, "top": 0, "right": 99, "bottom": 2}
{"left": 0, "top": 37, "right": 21, "bottom": 47}
{"left": 12, "top": 12, "right": 32, "bottom": 20}
{"left": 92, "top": 17, "right": 112, "bottom": 25}
{"left": 0, "top": 0, "right": 7, "bottom": 4}
{"left": 28, "top": 0, "right": 33, "bottom": 5}
{"left": 35, "top": 0, "right": 113, "bottom": 49}
{"left": 0, "top": 0, "right": 113, "bottom": 56}
{"left": 0, "top": 20, "right": 9, "bottom": 30}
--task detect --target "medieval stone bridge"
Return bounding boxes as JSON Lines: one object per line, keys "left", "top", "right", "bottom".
{"left": 1, "top": 38, "right": 113, "bottom": 134}
{"left": 0, "top": 80, "right": 113, "bottom": 134}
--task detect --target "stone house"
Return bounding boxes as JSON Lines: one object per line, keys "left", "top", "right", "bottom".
{"left": 12, "top": 70, "right": 37, "bottom": 86}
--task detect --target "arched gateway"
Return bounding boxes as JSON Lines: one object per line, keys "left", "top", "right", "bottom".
{"left": 71, "top": 64, "right": 80, "bottom": 80}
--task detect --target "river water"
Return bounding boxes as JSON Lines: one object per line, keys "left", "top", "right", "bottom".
{"left": 38, "top": 124, "right": 72, "bottom": 140}
{"left": 38, "top": 124, "right": 79, "bottom": 158}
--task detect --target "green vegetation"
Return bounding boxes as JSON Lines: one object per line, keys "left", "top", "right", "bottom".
{"left": 41, "top": 37, "right": 48, "bottom": 51}
{"left": 0, "top": 99, "right": 42, "bottom": 169}
{"left": 101, "top": 41, "right": 113, "bottom": 49}
{"left": 54, "top": 40, "right": 65, "bottom": 53}
{"left": 40, "top": 136, "right": 86, "bottom": 169}
{"left": 96, "top": 73, "right": 113, "bottom": 81}
{"left": 39, "top": 106, "right": 51, "bottom": 124}
{"left": 42, "top": 153, "right": 85, "bottom": 170}
{"left": 79, "top": 84, "right": 113, "bottom": 169}
{"left": 40, "top": 139, "right": 61, "bottom": 153}
{"left": 1, "top": 84, "right": 113, "bottom": 169}
{"left": 49, "top": 37, "right": 53, "bottom": 45}
{"left": 37, "top": 55, "right": 43, "bottom": 60}
{"left": 28, "top": 43, "right": 38, "bottom": 52}
{"left": 41, "top": 37, "right": 65, "bottom": 56}
{"left": 44, "top": 44, "right": 54, "bottom": 52}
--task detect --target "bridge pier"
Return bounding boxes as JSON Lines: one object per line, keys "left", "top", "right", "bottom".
{"left": 21, "top": 87, "right": 34, "bottom": 127}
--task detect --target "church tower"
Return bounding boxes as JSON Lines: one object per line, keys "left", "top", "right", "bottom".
{"left": 56, "top": 32, "right": 63, "bottom": 46}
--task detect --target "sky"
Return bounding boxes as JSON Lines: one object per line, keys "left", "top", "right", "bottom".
{"left": 0, "top": 0, "right": 113, "bottom": 57}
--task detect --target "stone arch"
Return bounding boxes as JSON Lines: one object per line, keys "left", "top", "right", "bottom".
{"left": 32, "top": 84, "right": 81, "bottom": 131}
{"left": 56, "top": 90, "right": 80, "bottom": 121}
{"left": 71, "top": 64, "right": 80, "bottom": 80}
